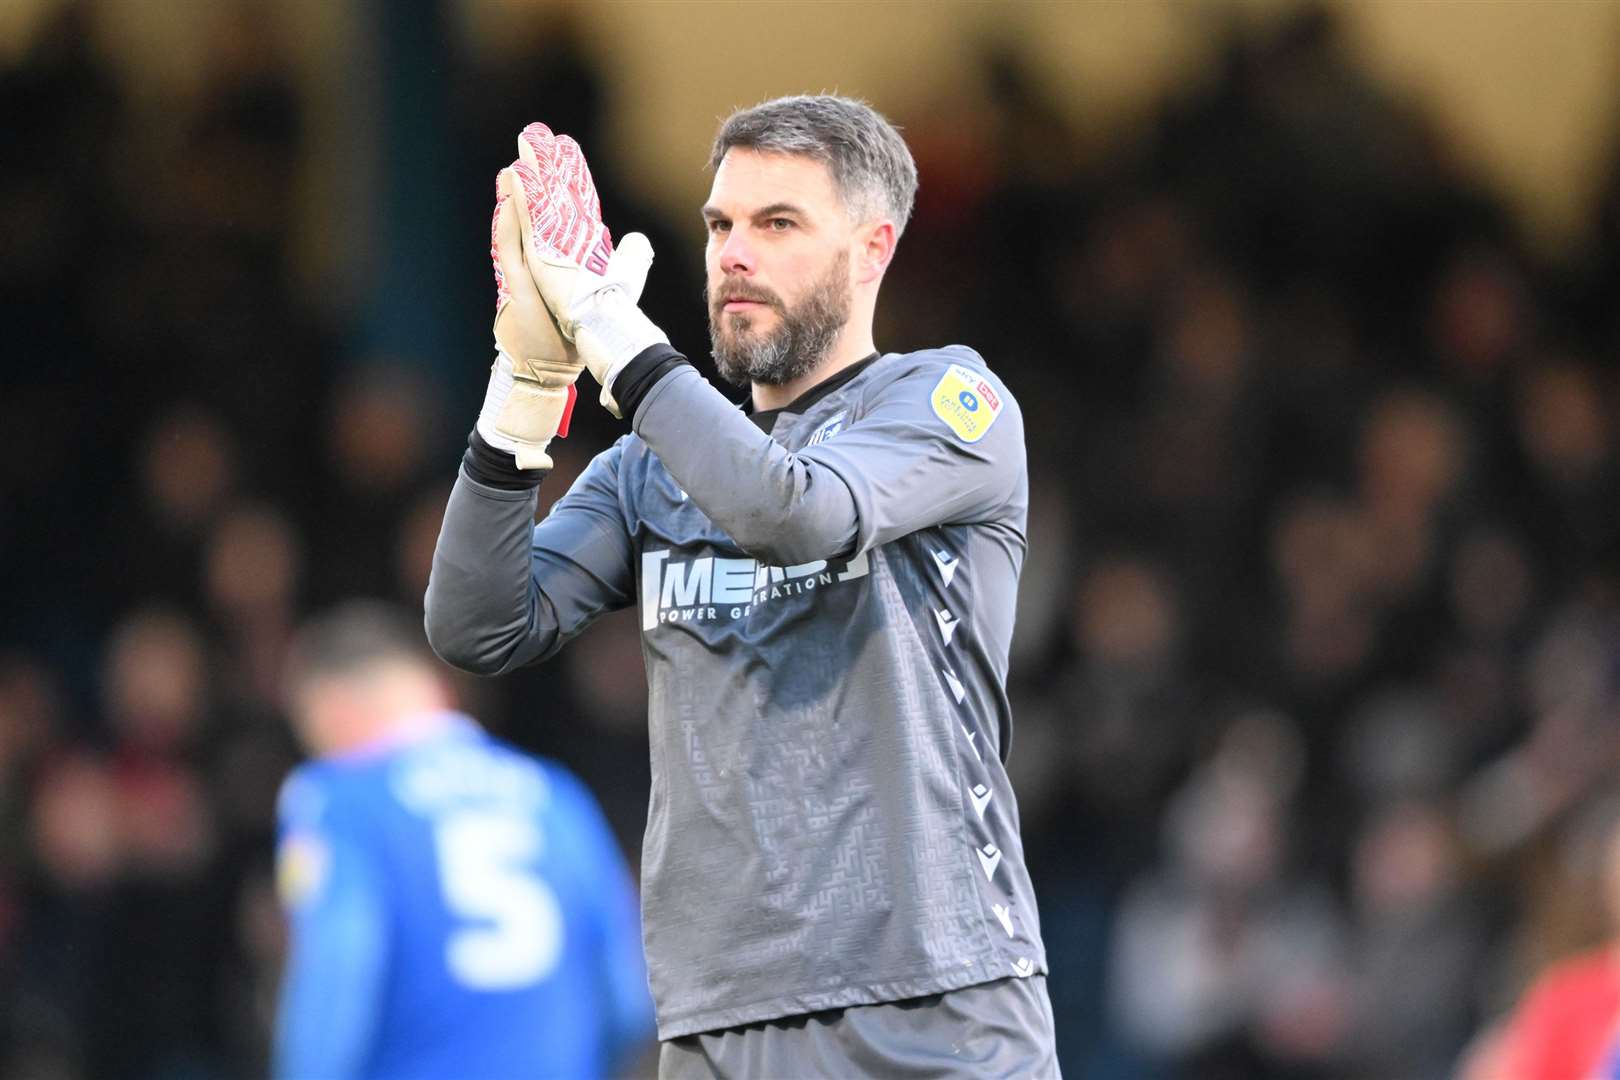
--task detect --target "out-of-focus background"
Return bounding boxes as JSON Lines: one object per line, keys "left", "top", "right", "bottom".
{"left": 5, "top": 0, "right": 1620, "bottom": 1076}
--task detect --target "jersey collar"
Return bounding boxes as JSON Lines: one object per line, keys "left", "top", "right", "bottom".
{"left": 748, "top": 352, "right": 881, "bottom": 432}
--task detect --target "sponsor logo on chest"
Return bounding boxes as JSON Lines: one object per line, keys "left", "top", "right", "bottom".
{"left": 640, "top": 549, "right": 870, "bottom": 630}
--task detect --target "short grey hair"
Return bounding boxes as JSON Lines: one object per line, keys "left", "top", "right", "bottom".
{"left": 710, "top": 95, "right": 918, "bottom": 236}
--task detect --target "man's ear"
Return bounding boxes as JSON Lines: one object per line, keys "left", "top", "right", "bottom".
{"left": 854, "top": 220, "right": 897, "bottom": 285}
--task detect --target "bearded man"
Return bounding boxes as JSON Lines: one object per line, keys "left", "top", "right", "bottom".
{"left": 426, "top": 94, "right": 1058, "bottom": 1077}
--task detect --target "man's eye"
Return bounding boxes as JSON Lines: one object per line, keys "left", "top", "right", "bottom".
{"left": 707, "top": 220, "right": 730, "bottom": 234}
{"left": 767, "top": 218, "right": 794, "bottom": 231}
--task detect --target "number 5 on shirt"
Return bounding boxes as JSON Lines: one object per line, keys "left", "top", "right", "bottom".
{"left": 434, "top": 811, "right": 564, "bottom": 990}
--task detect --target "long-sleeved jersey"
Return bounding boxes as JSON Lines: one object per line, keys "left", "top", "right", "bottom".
{"left": 426, "top": 345, "right": 1048, "bottom": 1039}
{"left": 273, "top": 713, "right": 654, "bottom": 1078}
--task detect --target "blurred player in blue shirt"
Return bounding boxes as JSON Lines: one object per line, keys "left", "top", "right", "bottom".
{"left": 272, "top": 602, "right": 654, "bottom": 1079}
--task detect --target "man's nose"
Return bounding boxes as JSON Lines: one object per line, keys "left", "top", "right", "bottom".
{"left": 718, "top": 230, "right": 755, "bottom": 275}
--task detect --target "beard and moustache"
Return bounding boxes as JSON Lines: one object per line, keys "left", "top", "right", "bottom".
{"left": 707, "top": 250, "right": 852, "bottom": 388}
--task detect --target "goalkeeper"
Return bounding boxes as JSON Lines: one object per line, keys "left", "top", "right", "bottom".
{"left": 427, "top": 95, "right": 1058, "bottom": 1076}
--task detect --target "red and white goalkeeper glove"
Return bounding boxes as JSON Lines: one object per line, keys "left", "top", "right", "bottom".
{"left": 475, "top": 170, "right": 584, "bottom": 471}
{"left": 508, "top": 123, "right": 668, "bottom": 418}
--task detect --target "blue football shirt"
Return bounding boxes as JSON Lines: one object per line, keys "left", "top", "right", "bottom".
{"left": 273, "top": 712, "right": 653, "bottom": 1079}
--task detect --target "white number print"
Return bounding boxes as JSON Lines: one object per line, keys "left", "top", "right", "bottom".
{"left": 433, "top": 811, "right": 563, "bottom": 990}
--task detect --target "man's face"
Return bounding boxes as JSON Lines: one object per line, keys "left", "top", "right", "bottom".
{"left": 702, "top": 150, "right": 856, "bottom": 388}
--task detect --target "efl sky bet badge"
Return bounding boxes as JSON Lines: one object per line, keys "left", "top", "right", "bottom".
{"left": 930, "top": 364, "right": 1003, "bottom": 443}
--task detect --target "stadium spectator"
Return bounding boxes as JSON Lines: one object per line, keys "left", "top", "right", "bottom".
{"left": 1463, "top": 811, "right": 1620, "bottom": 1079}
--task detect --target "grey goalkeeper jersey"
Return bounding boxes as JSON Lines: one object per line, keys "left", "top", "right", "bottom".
{"left": 426, "top": 345, "right": 1047, "bottom": 1039}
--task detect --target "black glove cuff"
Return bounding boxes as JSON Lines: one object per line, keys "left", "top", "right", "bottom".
{"left": 463, "top": 429, "right": 547, "bottom": 491}
{"left": 612, "top": 343, "right": 693, "bottom": 420}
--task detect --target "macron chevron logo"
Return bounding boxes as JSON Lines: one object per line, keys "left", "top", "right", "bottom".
{"left": 992, "top": 903, "right": 1015, "bottom": 938}
{"left": 941, "top": 665, "right": 966, "bottom": 704}
{"left": 962, "top": 723, "right": 981, "bottom": 761}
{"left": 1012, "top": 957, "right": 1034, "bottom": 978}
{"left": 970, "top": 783, "right": 992, "bottom": 819}
{"left": 931, "top": 549, "right": 959, "bottom": 588}
{"left": 934, "top": 607, "right": 960, "bottom": 646}
{"left": 977, "top": 843, "right": 1002, "bottom": 882}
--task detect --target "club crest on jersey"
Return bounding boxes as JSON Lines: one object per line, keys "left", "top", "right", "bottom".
{"left": 804, "top": 411, "right": 847, "bottom": 447}
{"left": 930, "top": 364, "right": 1003, "bottom": 443}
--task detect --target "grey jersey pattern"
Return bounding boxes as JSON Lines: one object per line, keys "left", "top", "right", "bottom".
{"left": 426, "top": 346, "right": 1047, "bottom": 1039}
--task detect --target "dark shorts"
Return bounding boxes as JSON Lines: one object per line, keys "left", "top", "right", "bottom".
{"left": 658, "top": 976, "right": 1060, "bottom": 1079}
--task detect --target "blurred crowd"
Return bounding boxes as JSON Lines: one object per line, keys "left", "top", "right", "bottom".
{"left": 4, "top": 3, "right": 1620, "bottom": 1078}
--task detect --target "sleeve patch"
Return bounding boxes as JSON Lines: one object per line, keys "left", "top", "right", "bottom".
{"left": 929, "top": 364, "right": 1003, "bottom": 443}
{"left": 276, "top": 831, "right": 331, "bottom": 910}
